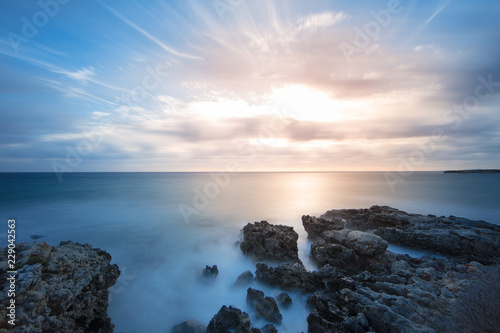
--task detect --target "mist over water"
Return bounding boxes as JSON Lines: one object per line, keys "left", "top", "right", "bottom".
{"left": 1, "top": 172, "right": 499, "bottom": 332}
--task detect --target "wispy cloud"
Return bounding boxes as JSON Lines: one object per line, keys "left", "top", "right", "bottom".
{"left": 99, "top": 2, "right": 204, "bottom": 62}
{"left": 297, "top": 11, "right": 350, "bottom": 32}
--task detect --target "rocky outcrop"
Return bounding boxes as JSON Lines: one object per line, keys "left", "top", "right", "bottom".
{"left": 207, "top": 306, "right": 253, "bottom": 333}
{"left": 255, "top": 262, "right": 322, "bottom": 292}
{"left": 180, "top": 207, "right": 500, "bottom": 332}
{"left": 275, "top": 292, "right": 292, "bottom": 308}
{"left": 301, "top": 206, "right": 500, "bottom": 332}
{"left": 307, "top": 205, "right": 500, "bottom": 264}
{"left": 240, "top": 221, "right": 300, "bottom": 263}
{"left": 0, "top": 241, "right": 120, "bottom": 333}
{"left": 246, "top": 288, "right": 282, "bottom": 324}
{"left": 232, "top": 270, "right": 254, "bottom": 287}
{"left": 202, "top": 265, "right": 219, "bottom": 279}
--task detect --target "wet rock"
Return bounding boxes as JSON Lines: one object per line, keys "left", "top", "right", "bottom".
{"left": 240, "top": 221, "right": 300, "bottom": 263}
{"left": 302, "top": 215, "right": 343, "bottom": 240}
{"left": 171, "top": 320, "right": 207, "bottom": 333}
{"left": 207, "top": 306, "right": 252, "bottom": 333}
{"left": 261, "top": 323, "right": 277, "bottom": 333}
{"left": 316, "top": 206, "right": 500, "bottom": 264}
{"left": 232, "top": 270, "right": 254, "bottom": 287}
{"left": 202, "top": 265, "right": 219, "bottom": 279}
{"left": 276, "top": 292, "right": 292, "bottom": 308}
{"left": 0, "top": 241, "right": 120, "bottom": 333}
{"left": 255, "top": 262, "right": 321, "bottom": 292}
{"left": 246, "top": 288, "right": 282, "bottom": 324}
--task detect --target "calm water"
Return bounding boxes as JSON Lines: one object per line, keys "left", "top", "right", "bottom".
{"left": 1, "top": 172, "right": 499, "bottom": 332}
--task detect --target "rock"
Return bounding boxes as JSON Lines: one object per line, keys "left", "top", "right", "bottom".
{"left": 203, "top": 265, "right": 219, "bottom": 279}
{"left": 344, "top": 230, "right": 388, "bottom": 256}
{"left": 255, "top": 262, "right": 321, "bottom": 292}
{"left": 246, "top": 288, "right": 282, "bottom": 324}
{"left": 261, "top": 323, "right": 277, "bottom": 333}
{"left": 302, "top": 215, "right": 343, "bottom": 240}
{"left": 232, "top": 270, "right": 254, "bottom": 287}
{"left": 323, "top": 229, "right": 388, "bottom": 257}
{"left": 207, "top": 306, "right": 252, "bottom": 333}
{"left": 240, "top": 221, "right": 300, "bottom": 263}
{"left": 276, "top": 292, "right": 292, "bottom": 307}
{"left": 0, "top": 241, "right": 120, "bottom": 333}
{"left": 171, "top": 320, "right": 207, "bottom": 333}
{"left": 316, "top": 206, "right": 500, "bottom": 264}
{"left": 364, "top": 302, "right": 434, "bottom": 333}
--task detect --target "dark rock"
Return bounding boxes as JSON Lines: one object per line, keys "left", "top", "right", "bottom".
{"left": 171, "top": 320, "right": 207, "bottom": 333}
{"left": 240, "top": 221, "right": 300, "bottom": 263}
{"left": 203, "top": 265, "right": 219, "bottom": 279}
{"left": 315, "top": 206, "right": 500, "bottom": 264}
{"left": 302, "top": 215, "right": 343, "bottom": 240}
{"left": 232, "top": 270, "right": 254, "bottom": 287}
{"left": 276, "top": 292, "right": 292, "bottom": 307}
{"left": 246, "top": 288, "right": 282, "bottom": 324}
{"left": 325, "top": 229, "right": 388, "bottom": 257}
{"left": 261, "top": 323, "right": 277, "bottom": 333}
{"left": 0, "top": 241, "right": 119, "bottom": 333}
{"left": 255, "top": 262, "right": 321, "bottom": 292}
{"left": 207, "top": 306, "right": 252, "bottom": 333}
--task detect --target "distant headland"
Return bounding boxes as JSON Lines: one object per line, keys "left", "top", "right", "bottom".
{"left": 444, "top": 169, "right": 500, "bottom": 174}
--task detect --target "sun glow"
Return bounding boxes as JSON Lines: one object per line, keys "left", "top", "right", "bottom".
{"left": 271, "top": 84, "right": 366, "bottom": 122}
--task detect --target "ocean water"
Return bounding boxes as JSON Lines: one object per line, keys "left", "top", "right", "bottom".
{"left": 1, "top": 172, "right": 499, "bottom": 332}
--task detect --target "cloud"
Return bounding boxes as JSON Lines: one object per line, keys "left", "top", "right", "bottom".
{"left": 65, "top": 66, "right": 95, "bottom": 82}
{"left": 297, "top": 11, "right": 350, "bottom": 32}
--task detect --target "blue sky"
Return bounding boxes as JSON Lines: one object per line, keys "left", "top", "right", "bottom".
{"left": 1, "top": 0, "right": 499, "bottom": 172}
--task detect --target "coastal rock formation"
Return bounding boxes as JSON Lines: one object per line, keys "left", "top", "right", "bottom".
{"left": 246, "top": 288, "right": 282, "bottom": 324}
{"left": 301, "top": 206, "right": 500, "bottom": 332}
{"left": 240, "top": 221, "right": 300, "bottom": 263}
{"left": 179, "top": 206, "right": 500, "bottom": 332}
{"left": 206, "top": 306, "right": 252, "bottom": 333}
{"left": 275, "top": 292, "right": 292, "bottom": 308}
{"left": 306, "top": 205, "right": 500, "bottom": 264}
{"left": 0, "top": 241, "right": 120, "bottom": 333}
{"left": 202, "top": 265, "right": 219, "bottom": 279}
{"left": 232, "top": 270, "right": 254, "bottom": 287}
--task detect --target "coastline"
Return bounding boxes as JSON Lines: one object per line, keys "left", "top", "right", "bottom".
{"left": 443, "top": 169, "right": 500, "bottom": 174}
{"left": 2, "top": 206, "right": 500, "bottom": 332}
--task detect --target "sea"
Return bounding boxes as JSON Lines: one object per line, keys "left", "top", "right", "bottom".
{"left": 1, "top": 171, "right": 499, "bottom": 332}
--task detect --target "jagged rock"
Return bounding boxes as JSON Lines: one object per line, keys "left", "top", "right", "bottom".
{"left": 207, "top": 306, "right": 252, "bottom": 333}
{"left": 255, "top": 262, "right": 321, "bottom": 292}
{"left": 276, "top": 292, "right": 292, "bottom": 307}
{"left": 232, "top": 270, "right": 254, "bottom": 287}
{"left": 302, "top": 215, "right": 344, "bottom": 240}
{"left": 0, "top": 241, "right": 120, "bottom": 333}
{"left": 171, "top": 320, "right": 207, "bottom": 333}
{"left": 322, "top": 229, "right": 388, "bottom": 257}
{"left": 203, "top": 265, "right": 219, "bottom": 279}
{"left": 315, "top": 206, "right": 500, "bottom": 264}
{"left": 261, "top": 323, "right": 277, "bottom": 333}
{"left": 246, "top": 288, "right": 282, "bottom": 324}
{"left": 240, "top": 221, "right": 300, "bottom": 263}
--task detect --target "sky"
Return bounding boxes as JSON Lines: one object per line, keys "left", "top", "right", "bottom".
{"left": 1, "top": 0, "right": 499, "bottom": 172}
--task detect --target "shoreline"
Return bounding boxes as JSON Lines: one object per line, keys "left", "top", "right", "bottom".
{"left": 444, "top": 169, "right": 500, "bottom": 174}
